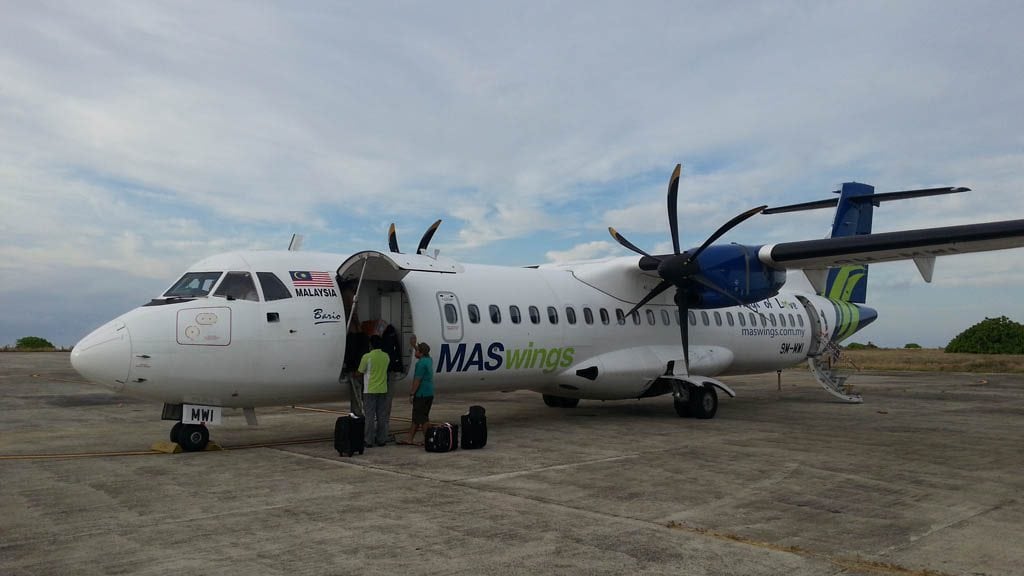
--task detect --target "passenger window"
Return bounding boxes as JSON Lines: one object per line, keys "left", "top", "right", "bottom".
{"left": 661, "top": 310, "right": 670, "bottom": 325}
{"left": 584, "top": 307, "right": 594, "bottom": 325}
{"left": 566, "top": 307, "right": 577, "bottom": 325}
{"left": 468, "top": 304, "right": 481, "bottom": 324}
{"left": 749, "top": 312, "right": 757, "bottom": 326}
{"left": 600, "top": 308, "right": 610, "bottom": 325}
{"left": 165, "top": 271, "right": 223, "bottom": 298}
{"left": 631, "top": 310, "right": 641, "bottom": 325}
{"left": 700, "top": 311, "right": 710, "bottom": 326}
{"left": 726, "top": 312, "right": 734, "bottom": 327}
{"left": 616, "top": 309, "right": 625, "bottom": 325}
{"left": 788, "top": 313, "right": 796, "bottom": 327}
{"left": 214, "top": 271, "right": 259, "bottom": 301}
{"left": 257, "top": 272, "right": 292, "bottom": 301}
{"left": 798, "top": 315, "right": 805, "bottom": 327}
{"left": 547, "top": 306, "right": 559, "bottom": 324}
{"left": 444, "top": 303, "right": 458, "bottom": 324}
{"left": 770, "top": 314, "right": 777, "bottom": 327}
{"left": 489, "top": 304, "right": 501, "bottom": 324}
{"left": 688, "top": 311, "right": 696, "bottom": 326}
{"left": 738, "top": 313, "right": 746, "bottom": 327}
{"left": 714, "top": 311, "right": 722, "bottom": 326}
{"left": 646, "top": 310, "right": 656, "bottom": 325}
{"left": 529, "top": 306, "right": 541, "bottom": 324}
{"left": 780, "top": 314, "right": 787, "bottom": 327}
{"left": 510, "top": 305, "right": 522, "bottom": 324}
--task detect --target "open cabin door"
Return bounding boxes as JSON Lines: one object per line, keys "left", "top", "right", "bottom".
{"left": 337, "top": 251, "right": 462, "bottom": 377}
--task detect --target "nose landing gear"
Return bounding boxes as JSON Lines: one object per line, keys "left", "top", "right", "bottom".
{"left": 167, "top": 421, "right": 211, "bottom": 452}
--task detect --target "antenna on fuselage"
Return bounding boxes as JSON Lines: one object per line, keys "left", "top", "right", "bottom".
{"left": 288, "top": 234, "right": 304, "bottom": 251}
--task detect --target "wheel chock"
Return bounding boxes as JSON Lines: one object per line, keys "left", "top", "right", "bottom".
{"left": 151, "top": 441, "right": 182, "bottom": 453}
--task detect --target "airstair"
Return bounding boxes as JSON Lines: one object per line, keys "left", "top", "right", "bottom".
{"left": 807, "top": 341, "right": 862, "bottom": 403}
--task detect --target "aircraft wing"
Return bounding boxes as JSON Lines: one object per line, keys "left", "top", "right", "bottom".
{"left": 758, "top": 219, "right": 1024, "bottom": 269}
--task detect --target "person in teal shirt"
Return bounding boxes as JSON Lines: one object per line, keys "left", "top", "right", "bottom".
{"left": 356, "top": 334, "right": 391, "bottom": 447}
{"left": 403, "top": 336, "right": 434, "bottom": 446}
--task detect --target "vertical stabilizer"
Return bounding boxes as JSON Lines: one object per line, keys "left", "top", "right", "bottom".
{"left": 824, "top": 182, "right": 874, "bottom": 303}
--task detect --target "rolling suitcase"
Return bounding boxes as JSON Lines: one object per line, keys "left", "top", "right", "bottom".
{"left": 425, "top": 422, "right": 459, "bottom": 453}
{"left": 334, "top": 414, "right": 364, "bottom": 456}
{"left": 460, "top": 405, "right": 487, "bottom": 449}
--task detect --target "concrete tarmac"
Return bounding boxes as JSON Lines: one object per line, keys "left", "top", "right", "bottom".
{"left": 1, "top": 352, "right": 1022, "bottom": 576}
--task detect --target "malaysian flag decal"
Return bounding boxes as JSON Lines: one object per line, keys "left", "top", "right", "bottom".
{"left": 289, "top": 271, "right": 338, "bottom": 298}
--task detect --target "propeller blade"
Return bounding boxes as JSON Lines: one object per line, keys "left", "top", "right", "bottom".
{"left": 675, "top": 288, "right": 690, "bottom": 376}
{"left": 388, "top": 223, "right": 400, "bottom": 253}
{"left": 624, "top": 280, "right": 673, "bottom": 318}
{"left": 667, "top": 164, "right": 682, "bottom": 255}
{"left": 608, "top": 227, "right": 656, "bottom": 259}
{"left": 416, "top": 219, "right": 442, "bottom": 254}
{"left": 688, "top": 205, "right": 767, "bottom": 263}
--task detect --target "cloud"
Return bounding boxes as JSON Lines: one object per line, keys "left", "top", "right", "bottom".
{"left": 545, "top": 241, "right": 621, "bottom": 263}
{"left": 2, "top": 2, "right": 1024, "bottom": 347}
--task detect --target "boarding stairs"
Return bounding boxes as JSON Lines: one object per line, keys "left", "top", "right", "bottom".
{"left": 807, "top": 341, "right": 862, "bottom": 403}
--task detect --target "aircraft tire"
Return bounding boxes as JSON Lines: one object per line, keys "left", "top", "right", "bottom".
{"left": 169, "top": 422, "right": 183, "bottom": 443}
{"left": 179, "top": 424, "right": 210, "bottom": 452}
{"left": 673, "top": 398, "right": 694, "bottom": 417}
{"left": 691, "top": 386, "right": 718, "bottom": 419}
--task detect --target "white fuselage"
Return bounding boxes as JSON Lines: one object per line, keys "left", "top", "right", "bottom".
{"left": 71, "top": 250, "right": 851, "bottom": 408}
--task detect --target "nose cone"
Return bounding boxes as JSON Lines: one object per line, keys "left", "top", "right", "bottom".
{"left": 71, "top": 320, "right": 131, "bottom": 391}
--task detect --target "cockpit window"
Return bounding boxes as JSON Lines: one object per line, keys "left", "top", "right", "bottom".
{"left": 213, "top": 271, "right": 259, "bottom": 301}
{"left": 257, "top": 272, "right": 293, "bottom": 301}
{"left": 163, "top": 272, "right": 223, "bottom": 298}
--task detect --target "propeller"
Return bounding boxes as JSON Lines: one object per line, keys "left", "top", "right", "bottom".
{"left": 608, "top": 164, "right": 766, "bottom": 375}
{"left": 388, "top": 219, "right": 443, "bottom": 255}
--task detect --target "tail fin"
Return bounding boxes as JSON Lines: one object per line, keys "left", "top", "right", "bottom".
{"left": 824, "top": 182, "right": 874, "bottom": 303}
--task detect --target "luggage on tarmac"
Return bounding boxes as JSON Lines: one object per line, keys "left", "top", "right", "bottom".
{"left": 460, "top": 405, "right": 487, "bottom": 450}
{"left": 425, "top": 422, "right": 459, "bottom": 453}
{"left": 334, "top": 414, "right": 365, "bottom": 457}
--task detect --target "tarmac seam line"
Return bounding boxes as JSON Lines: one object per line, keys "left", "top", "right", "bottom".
{"left": 666, "top": 522, "right": 956, "bottom": 576}
{"left": 456, "top": 454, "right": 641, "bottom": 483}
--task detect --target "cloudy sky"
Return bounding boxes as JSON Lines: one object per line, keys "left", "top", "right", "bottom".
{"left": 2, "top": 1, "right": 1022, "bottom": 349}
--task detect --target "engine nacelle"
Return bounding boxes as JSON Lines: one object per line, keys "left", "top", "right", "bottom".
{"left": 642, "top": 244, "right": 786, "bottom": 309}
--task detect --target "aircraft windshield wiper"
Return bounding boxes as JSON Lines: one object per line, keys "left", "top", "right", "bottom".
{"left": 142, "top": 296, "right": 196, "bottom": 307}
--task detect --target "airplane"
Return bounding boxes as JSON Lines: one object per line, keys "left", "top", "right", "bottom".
{"left": 70, "top": 164, "right": 1024, "bottom": 451}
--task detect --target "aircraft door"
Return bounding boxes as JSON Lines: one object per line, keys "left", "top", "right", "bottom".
{"left": 797, "top": 295, "right": 828, "bottom": 357}
{"left": 436, "top": 291, "right": 463, "bottom": 343}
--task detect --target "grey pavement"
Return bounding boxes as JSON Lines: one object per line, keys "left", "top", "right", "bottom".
{"left": 1, "top": 352, "right": 1022, "bottom": 575}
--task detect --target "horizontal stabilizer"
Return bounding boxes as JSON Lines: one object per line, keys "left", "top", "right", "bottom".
{"left": 759, "top": 219, "right": 1024, "bottom": 269}
{"left": 763, "top": 186, "right": 969, "bottom": 214}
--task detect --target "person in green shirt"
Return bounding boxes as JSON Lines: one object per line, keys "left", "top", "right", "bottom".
{"left": 355, "top": 334, "right": 391, "bottom": 447}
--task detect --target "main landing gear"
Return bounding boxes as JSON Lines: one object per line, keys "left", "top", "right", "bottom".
{"left": 673, "top": 384, "right": 718, "bottom": 419}
{"left": 169, "top": 422, "right": 210, "bottom": 452}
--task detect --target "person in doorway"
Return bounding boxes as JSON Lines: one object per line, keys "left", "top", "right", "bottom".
{"left": 380, "top": 324, "right": 403, "bottom": 442}
{"left": 343, "top": 324, "right": 369, "bottom": 417}
{"left": 402, "top": 336, "right": 434, "bottom": 446}
{"left": 355, "top": 334, "right": 390, "bottom": 447}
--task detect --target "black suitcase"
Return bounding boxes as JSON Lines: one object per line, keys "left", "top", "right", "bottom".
{"left": 334, "top": 414, "right": 364, "bottom": 456}
{"left": 425, "top": 422, "right": 459, "bottom": 453}
{"left": 460, "top": 405, "right": 487, "bottom": 449}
